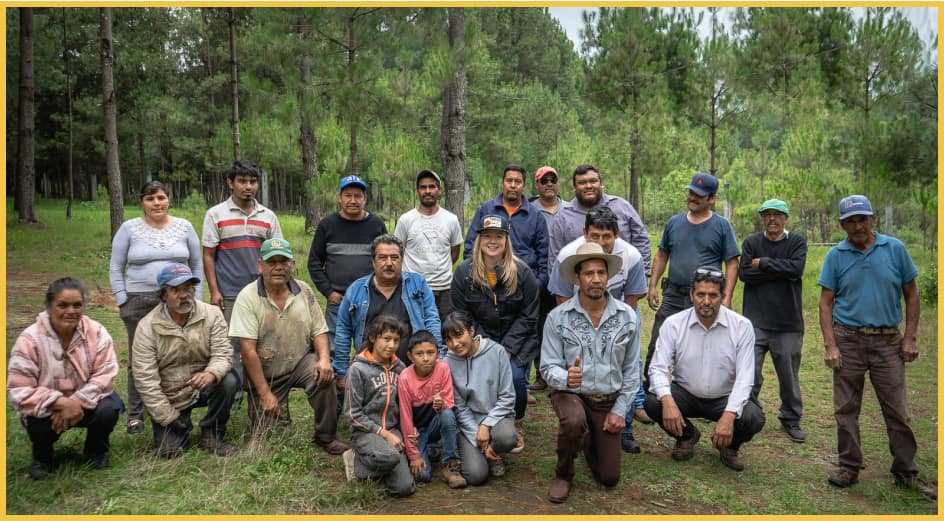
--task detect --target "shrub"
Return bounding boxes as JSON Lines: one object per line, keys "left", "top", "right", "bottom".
{"left": 918, "top": 257, "right": 937, "bottom": 305}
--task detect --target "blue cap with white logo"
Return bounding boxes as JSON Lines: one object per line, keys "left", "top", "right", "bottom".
{"left": 838, "top": 195, "right": 874, "bottom": 221}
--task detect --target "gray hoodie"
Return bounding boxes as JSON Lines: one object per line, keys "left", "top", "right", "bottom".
{"left": 445, "top": 336, "right": 516, "bottom": 445}
{"left": 346, "top": 350, "right": 406, "bottom": 435}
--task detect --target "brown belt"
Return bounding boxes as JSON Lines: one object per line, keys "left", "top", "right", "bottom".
{"left": 836, "top": 323, "right": 898, "bottom": 335}
{"left": 581, "top": 392, "right": 619, "bottom": 405}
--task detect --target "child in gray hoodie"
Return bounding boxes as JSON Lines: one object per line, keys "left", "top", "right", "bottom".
{"left": 442, "top": 311, "right": 517, "bottom": 486}
{"left": 343, "top": 314, "right": 415, "bottom": 497}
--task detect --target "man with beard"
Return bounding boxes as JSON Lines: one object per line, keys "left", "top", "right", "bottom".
{"left": 230, "top": 239, "right": 349, "bottom": 455}
{"left": 394, "top": 170, "right": 463, "bottom": 320}
{"left": 645, "top": 267, "right": 763, "bottom": 471}
{"left": 548, "top": 164, "right": 650, "bottom": 276}
{"left": 463, "top": 164, "right": 548, "bottom": 291}
{"left": 541, "top": 242, "right": 640, "bottom": 503}
{"left": 133, "top": 263, "right": 239, "bottom": 459}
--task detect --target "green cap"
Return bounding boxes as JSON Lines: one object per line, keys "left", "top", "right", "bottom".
{"left": 758, "top": 198, "right": 789, "bottom": 216}
{"left": 260, "top": 238, "right": 293, "bottom": 260}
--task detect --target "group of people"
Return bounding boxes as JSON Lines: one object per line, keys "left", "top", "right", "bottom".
{"left": 8, "top": 160, "right": 934, "bottom": 504}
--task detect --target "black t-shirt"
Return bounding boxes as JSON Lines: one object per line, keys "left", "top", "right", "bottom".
{"left": 366, "top": 278, "right": 413, "bottom": 364}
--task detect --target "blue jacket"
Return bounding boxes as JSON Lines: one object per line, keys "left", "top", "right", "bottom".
{"left": 333, "top": 271, "right": 444, "bottom": 381}
{"left": 463, "top": 194, "right": 549, "bottom": 289}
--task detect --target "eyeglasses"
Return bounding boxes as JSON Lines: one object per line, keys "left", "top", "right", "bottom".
{"left": 539, "top": 177, "right": 558, "bottom": 185}
{"left": 694, "top": 267, "right": 723, "bottom": 278}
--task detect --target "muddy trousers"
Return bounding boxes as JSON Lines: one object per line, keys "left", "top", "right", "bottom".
{"left": 550, "top": 391, "right": 622, "bottom": 487}
{"left": 351, "top": 429, "right": 415, "bottom": 497}
{"left": 152, "top": 370, "right": 239, "bottom": 454}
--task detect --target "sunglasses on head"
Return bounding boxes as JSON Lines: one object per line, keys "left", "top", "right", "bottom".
{"left": 539, "top": 176, "right": 558, "bottom": 185}
{"left": 694, "top": 267, "right": 724, "bottom": 280}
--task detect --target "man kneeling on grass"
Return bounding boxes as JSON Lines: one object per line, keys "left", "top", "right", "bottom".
{"left": 133, "top": 263, "right": 238, "bottom": 458}
{"left": 398, "top": 330, "right": 466, "bottom": 488}
{"left": 645, "top": 266, "right": 764, "bottom": 471}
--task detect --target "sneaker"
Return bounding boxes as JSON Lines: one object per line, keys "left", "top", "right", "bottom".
{"left": 781, "top": 423, "right": 806, "bottom": 443}
{"left": 531, "top": 377, "right": 548, "bottom": 391}
{"left": 441, "top": 458, "right": 467, "bottom": 489}
{"left": 315, "top": 438, "right": 350, "bottom": 456}
{"left": 621, "top": 432, "right": 641, "bottom": 454}
{"left": 87, "top": 453, "right": 109, "bottom": 469}
{"left": 126, "top": 418, "right": 145, "bottom": 435}
{"left": 510, "top": 426, "right": 525, "bottom": 454}
{"left": 718, "top": 446, "right": 744, "bottom": 471}
{"left": 527, "top": 392, "right": 538, "bottom": 405}
{"left": 634, "top": 408, "right": 655, "bottom": 425}
{"left": 488, "top": 456, "right": 506, "bottom": 477}
{"left": 198, "top": 431, "right": 238, "bottom": 457}
{"left": 671, "top": 428, "right": 700, "bottom": 461}
{"left": 28, "top": 460, "right": 51, "bottom": 480}
{"left": 827, "top": 467, "right": 859, "bottom": 488}
{"left": 895, "top": 474, "right": 937, "bottom": 500}
{"left": 548, "top": 477, "right": 571, "bottom": 503}
{"left": 342, "top": 449, "right": 356, "bottom": 482}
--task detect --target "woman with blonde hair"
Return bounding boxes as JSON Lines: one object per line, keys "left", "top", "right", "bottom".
{"left": 450, "top": 214, "right": 538, "bottom": 456}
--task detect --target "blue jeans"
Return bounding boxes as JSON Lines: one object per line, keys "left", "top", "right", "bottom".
{"left": 511, "top": 360, "right": 529, "bottom": 421}
{"left": 325, "top": 302, "right": 342, "bottom": 411}
{"left": 415, "top": 408, "right": 459, "bottom": 482}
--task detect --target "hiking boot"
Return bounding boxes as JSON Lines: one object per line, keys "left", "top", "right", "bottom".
{"left": 441, "top": 458, "right": 467, "bottom": 489}
{"left": 671, "top": 428, "right": 700, "bottom": 461}
{"left": 510, "top": 425, "right": 525, "bottom": 454}
{"left": 315, "top": 438, "right": 350, "bottom": 456}
{"left": 87, "top": 453, "right": 109, "bottom": 469}
{"left": 621, "top": 432, "right": 641, "bottom": 454}
{"left": 634, "top": 408, "right": 655, "bottom": 425}
{"left": 342, "top": 449, "right": 356, "bottom": 482}
{"left": 781, "top": 422, "right": 806, "bottom": 443}
{"left": 28, "top": 460, "right": 51, "bottom": 480}
{"left": 527, "top": 392, "right": 538, "bottom": 405}
{"left": 548, "top": 477, "right": 571, "bottom": 503}
{"left": 895, "top": 474, "right": 937, "bottom": 500}
{"left": 718, "top": 446, "right": 744, "bottom": 471}
{"left": 531, "top": 377, "right": 548, "bottom": 391}
{"left": 488, "top": 456, "right": 506, "bottom": 477}
{"left": 827, "top": 467, "right": 859, "bottom": 488}
{"left": 199, "top": 431, "right": 238, "bottom": 457}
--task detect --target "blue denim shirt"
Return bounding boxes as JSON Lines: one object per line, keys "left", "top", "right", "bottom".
{"left": 333, "top": 271, "right": 444, "bottom": 380}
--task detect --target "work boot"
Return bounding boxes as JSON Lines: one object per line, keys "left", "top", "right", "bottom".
{"left": 510, "top": 425, "right": 525, "bottom": 454}
{"left": 827, "top": 467, "right": 859, "bottom": 488}
{"left": 634, "top": 408, "right": 655, "bottom": 425}
{"left": 441, "top": 458, "right": 468, "bottom": 489}
{"left": 895, "top": 474, "right": 937, "bottom": 500}
{"left": 781, "top": 422, "right": 806, "bottom": 443}
{"left": 29, "top": 460, "right": 51, "bottom": 480}
{"left": 315, "top": 438, "right": 350, "bottom": 455}
{"left": 718, "top": 446, "right": 744, "bottom": 471}
{"left": 488, "top": 456, "right": 506, "bottom": 477}
{"left": 621, "top": 432, "right": 641, "bottom": 454}
{"left": 671, "top": 428, "right": 700, "bottom": 461}
{"left": 87, "top": 452, "right": 109, "bottom": 469}
{"left": 527, "top": 392, "right": 538, "bottom": 405}
{"left": 199, "top": 430, "right": 238, "bottom": 457}
{"left": 531, "top": 376, "right": 548, "bottom": 391}
{"left": 548, "top": 477, "right": 571, "bottom": 503}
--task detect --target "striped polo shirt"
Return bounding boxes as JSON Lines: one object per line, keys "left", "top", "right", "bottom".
{"left": 202, "top": 197, "right": 283, "bottom": 298}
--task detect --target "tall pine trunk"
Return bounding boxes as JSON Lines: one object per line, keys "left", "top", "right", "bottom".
{"left": 441, "top": 8, "right": 467, "bottom": 228}
{"left": 346, "top": 13, "right": 358, "bottom": 175}
{"left": 64, "top": 8, "right": 74, "bottom": 218}
{"left": 298, "top": 11, "right": 320, "bottom": 232}
{"left": 100, "top": 7, "right": 123, "bottom": 238}
{"left": 229, "top": 8, "right": 241, "bottom": 161}
{"left": 16, "top": 7, "right": 37, "bottom": 223}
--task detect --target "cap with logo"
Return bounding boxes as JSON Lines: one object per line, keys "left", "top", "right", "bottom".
{"left": 477, "top": 214, "right": 510, "bottom": 235}
{"left": 260, "top": 238, "right": 293, "bottom": 260}
{"left": 339, "top": 175, "right": 368, "bottom": 193}
{"left": 534, "top": 166, "right": 558, "bottom": 182}
{"left": 686, "top": 172, "right": 719, "bottom": 196}
{"left": 157, "top": 262, "right": 201, "bottom": 288}
{"left": 838, "top": 195, "right": 874, "bottom": 221}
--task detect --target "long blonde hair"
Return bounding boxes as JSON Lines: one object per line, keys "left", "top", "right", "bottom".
{"left": 471, "top": 232, "right": 518, "bottom": 295}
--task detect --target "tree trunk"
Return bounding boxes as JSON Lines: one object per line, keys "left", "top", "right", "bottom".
{"left": 100, "top": 7, "right": 123, "bottom": 239}
{"left": 63, "top": 8, "right": 74, "bottom": 219}
{"left": 298, "top": 11, "right": 320, "bottom": 232}
{"left": 229, "top": 7, "right": 241, "bottom": 161}
{"left": 16, "top": 7, "right": 37, "bottom": 223}
{"left": 441, "top": 8, "right": 467, "bottom": 228}
{"left": 628, "top": 88, "right": 640, "bottom": 209}
{"left": 347, "top": 13, "right": 358, "bottom": 175}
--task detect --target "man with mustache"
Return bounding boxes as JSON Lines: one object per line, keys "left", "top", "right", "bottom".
{"left": 540, "top": 242, "right": 640, "bottom": 503}
{"left": 333, "top": 235, "right": 444, "bottom": 387}
{"left": 394, "top": 170, "right": 463, "bottom": 320}
{"left": 133, "top": 263, "right": 239, "bottom": 459}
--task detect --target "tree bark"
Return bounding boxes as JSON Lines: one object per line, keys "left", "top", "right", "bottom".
{"left": 347, "top": 12, "right": 358, "bottom": 175}
{"left": 100, "top": 7, "right": 124, "bottom": 238}
{"left": 229, "top": 7, "right": 241, "bottom": 161}
{"left": 63, "top": 8, "right": 74, "bottom": 219}
{"left": 298, "top": 11, "right": 320, "bottom": 232}
{"left": 16, "top": 7, "right": 37, "bottom": 223}
{"left": 441, "top": 8, "right": 467, "bottom": 229}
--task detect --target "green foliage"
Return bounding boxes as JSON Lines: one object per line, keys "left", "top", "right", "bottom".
{"left": 917, "top": 251, "right": 937, "bottom": 305}
{"left": 179, "top": 189, "right": 207, "bottom": 214}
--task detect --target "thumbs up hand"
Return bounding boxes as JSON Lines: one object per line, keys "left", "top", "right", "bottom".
{"left": 566, "top": 355, "right": 582, "bottom": 389}
{"left": 432, "top": 391, "right": 444, "bottom": 413}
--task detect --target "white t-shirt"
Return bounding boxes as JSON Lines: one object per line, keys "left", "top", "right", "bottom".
{"left": 395, "top": 207, "right": 463, "bottom": 291}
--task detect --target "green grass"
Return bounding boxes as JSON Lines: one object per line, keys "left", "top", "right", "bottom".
{"left": 5, "top": 198, "right": 938, "bottom": 514}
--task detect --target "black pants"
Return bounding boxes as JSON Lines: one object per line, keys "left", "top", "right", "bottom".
{"left": 24, "top": 394, "right": 121, "bottom": 464}
{"left": 533, "top": 287, "right": 557, "bottom": 382}
{"left": 644, "top": 384, "right": 765, "bottom": 451}
{"left": 152, "top": 371, "right": 239, "bottom": 453}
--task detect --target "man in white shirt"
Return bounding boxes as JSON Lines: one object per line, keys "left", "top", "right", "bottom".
{"left": 394, "top": 170, "right": 463, "bottom": 320}
{"left": 645, "top": 266, "right": 765, "bottom": 471}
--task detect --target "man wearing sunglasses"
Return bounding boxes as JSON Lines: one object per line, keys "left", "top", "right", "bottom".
{"left": 645, "top": 266, "right": 764, "bottom": 471}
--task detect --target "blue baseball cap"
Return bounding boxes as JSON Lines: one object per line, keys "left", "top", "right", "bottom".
{"left": 839, "top": 195, "right": 874, "bottom": 221}
{"left": 339, "top": 175, "right": 367, "bottom": 192}
{"left": 686, "top": 172, "right": 719, "bottom": 196}
{"left": 157, "top": 263, "right": 200, "bottom": 288}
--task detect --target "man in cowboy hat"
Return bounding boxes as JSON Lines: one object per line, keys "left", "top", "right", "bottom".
{"left": 540, "top": 242, "right": 641, "bottom": 503}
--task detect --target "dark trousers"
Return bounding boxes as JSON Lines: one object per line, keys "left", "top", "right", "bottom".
{"left": 119, "top": 291, "right": 162, "bottom": 422}
{"left": 644, "top": 384, "right": 765, "bottom": 451}
{"left": 550, "top": 391, "right": 622, "bottom": 486}
{"left": 152, "top": 370, "right": 239, "bottom": 453}
{"left": 24, "top": 394, "right": 121, "bottom": 464}
{"left": 532, "top": 287, "right": 557, "bottom": 383}
{"left": 433, "top": 289, "right": 452, "bottom": 323}
{"left": 222, "top": 298, "right": 244, "bottom": 392}
{"left": 246, "top": 353, "right": 338, "bottom": 442}
{"left": 643, "top": 282, "right": 692, "bottom": 388}
{"left": 832, "top": 325, "right": 918, "bottom": 478}
{"left": 751, "top": 328, "right": 803, "bottom": 425}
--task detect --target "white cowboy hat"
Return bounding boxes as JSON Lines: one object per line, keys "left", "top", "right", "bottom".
{"left": 559, "top": 242, "right": 622, "bottom": 285}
